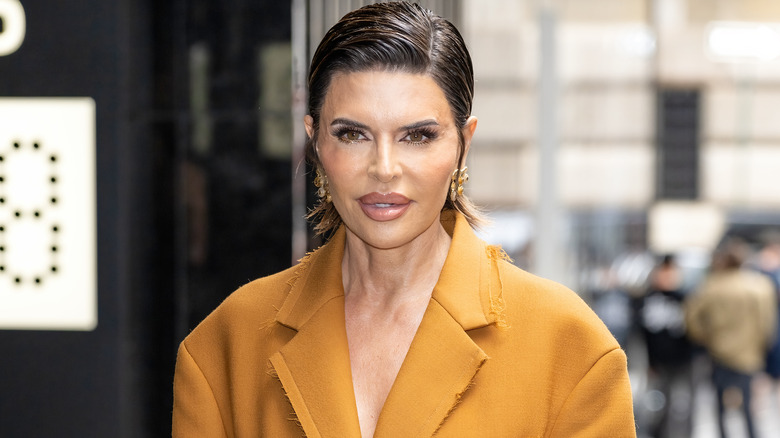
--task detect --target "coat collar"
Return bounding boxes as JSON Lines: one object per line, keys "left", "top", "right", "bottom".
{"left": 271, "top": 211, "right": 500, "bottom": 437}
{"left": 275, "top": 210, "right": 500, "bottom": 332}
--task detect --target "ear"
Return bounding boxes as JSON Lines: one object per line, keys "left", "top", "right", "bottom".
{"left": 460, "top": 116, "right": 478, "bottom": 163}
{"left": 304, "top": 115, "right": 315, "bottom": 140}
{"left": 304, "top": 114, "right": 319, "bottom": 157}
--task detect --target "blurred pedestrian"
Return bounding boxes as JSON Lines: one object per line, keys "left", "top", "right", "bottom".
{"left": 686, "top": 239, "right": 778, "bottom": 438}
{"left": 756, "top": 242, "right": 780, "bottom": 380}
{"left": 639, "top": 254, "right": 693, "bottom": 437}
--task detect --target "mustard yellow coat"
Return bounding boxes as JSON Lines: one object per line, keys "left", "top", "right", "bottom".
{"left": 173, "top": 212, "right": 636, "bottom": 437}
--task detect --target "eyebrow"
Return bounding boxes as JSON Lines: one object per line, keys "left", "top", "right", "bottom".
{"left": 329, "top": 118, "right": 440, "bottom": 131}
{"left": 401, "top": 119, "right": 439, "bottom": 130}
{"left": 330, "top": 118, "right": 370, "bottom": 130}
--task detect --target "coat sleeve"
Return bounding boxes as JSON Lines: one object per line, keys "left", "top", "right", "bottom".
{"left": 548, "top": 348, "right": 637, "bottom": 437}
{"left": 172, "top": 342, "right": 229, "bottom": 438}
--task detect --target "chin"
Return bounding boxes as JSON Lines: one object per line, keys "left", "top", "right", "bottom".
{"left": 363, "top": 231, "right": 412, "bottom": 251}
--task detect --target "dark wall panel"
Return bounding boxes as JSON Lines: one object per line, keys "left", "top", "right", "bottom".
{"left": 0, "top": 0, "right": 126, "bottom": 436}
{"left": 657, "top": 89, "right": 700, "bottom": 200}
{"left": 0, "top": 0, "right": 293, "bottom": 436}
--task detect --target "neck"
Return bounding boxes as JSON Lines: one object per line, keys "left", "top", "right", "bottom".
{"left": 341, "top": 217, "right": 451, "bottom": 308}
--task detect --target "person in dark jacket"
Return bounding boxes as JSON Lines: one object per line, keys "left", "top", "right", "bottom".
{"left": 639, "top": 254, "right": 694, "bottom": 438}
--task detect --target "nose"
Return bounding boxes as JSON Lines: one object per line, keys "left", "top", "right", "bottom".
{"left": 368, "top": 137, "right": 400, "bottom": 183}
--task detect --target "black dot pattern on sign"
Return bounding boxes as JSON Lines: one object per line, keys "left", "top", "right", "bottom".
{"left": 0, "top": 140, "right": 61, "bottom": 285}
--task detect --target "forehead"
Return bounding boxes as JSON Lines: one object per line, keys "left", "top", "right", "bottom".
{"left": 320, "top": 70, "right": 453, "bottom": 124}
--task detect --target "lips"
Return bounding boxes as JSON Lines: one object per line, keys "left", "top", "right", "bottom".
{"left": 358, "top": 192, "right": 411, "bottom": 221}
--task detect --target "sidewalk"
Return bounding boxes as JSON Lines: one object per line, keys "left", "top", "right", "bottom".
{"left": 691, "top": 373, "right": 780, "bottom": 438}
{"left": 630, "top": 342, "right": 780, "bottom": 438}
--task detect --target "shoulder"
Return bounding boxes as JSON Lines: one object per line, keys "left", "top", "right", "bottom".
{"left": 472, "top": 259, "right": 631, "bottom": 426}
{"left": 699, "top": 269, "right": 774, "bottom": 295}
{"left": 173, "top": 265, "right": 305, "bottom": 433}
{"left": 181, "top": 264, "right": 299, "bottom": 350}
{"left": 498, "top": 260, "right": 600, "bottom": 323}
{"left": 496, "top": 260, "right": 619, "bottom": 351}
{"left": 743, "top": 270, "right": 778, "bottom": 301}
{"left": 744, "top": 269, "right": 776, "bottom": 288}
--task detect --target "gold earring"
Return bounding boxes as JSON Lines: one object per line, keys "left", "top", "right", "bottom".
{"left": 314, "top": 168, "right": 332, "bottom": 203}
{"left": 450, "top": 166, "right": 469, "bottom": 201}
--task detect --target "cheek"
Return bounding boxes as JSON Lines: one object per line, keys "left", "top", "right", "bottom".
{"left": 316, "top": 134, "right": 342, "bottom": 172}
{"left": 433, "top": 145, "right": 460, "bottom": 178}
{"left": 318, "top": 147, "right": 360, "bottom": 189}
{"left": 410, "top": 154, "right": 458, "bottom": 195}
{"left": 435, "top": 163, "right": 456, "bottom": 194}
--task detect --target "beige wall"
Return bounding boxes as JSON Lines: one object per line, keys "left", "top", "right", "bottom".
{"left": 462, "top": 0, "right": 780, "bottom": 211}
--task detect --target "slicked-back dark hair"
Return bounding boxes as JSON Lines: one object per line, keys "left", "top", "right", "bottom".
{"left": 305, "top": 1, "right": 484, "bottom": 235}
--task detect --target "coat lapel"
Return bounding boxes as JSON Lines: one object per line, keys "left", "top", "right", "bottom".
{"left": 270, "top": 228, "right": 362, "bottom": 437}
{"left": 374, "top": 212, "right": 497, "bottom": 436}
{"left": 374, "top": 299, "right": 489, "bottom": 436}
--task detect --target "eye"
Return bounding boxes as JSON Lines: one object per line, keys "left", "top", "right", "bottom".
{"left": 334, "top": 128, "right": 366, "bottom": 143}
{"left": 409, "top": 131, "right": 425, "bottom": 142}
{"left": 344, "top": 131, "right": 361, "bottom": 141}
{"left": 402, "top": 128, "right": 437, "bottom": 145}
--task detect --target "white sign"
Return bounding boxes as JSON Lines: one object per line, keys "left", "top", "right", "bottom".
{"left": 0, "top": 0, "right": 26, "bottom": 56}
{"left": 648, "top": 201, "right": 726, "bottom": 254}
{"left": 0, "top": 98, "right": 97, "bottom": 330}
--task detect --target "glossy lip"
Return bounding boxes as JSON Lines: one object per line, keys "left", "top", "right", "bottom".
{"left": 358, "top": 192, "right": 411, "bottom": 222}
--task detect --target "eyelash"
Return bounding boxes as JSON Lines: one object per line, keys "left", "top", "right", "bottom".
{"left": 330, "top": 127, "right": 438, "bottom": 145}
{"left": 332, "top": 127, "right": 366, "bottom": 144}
{"left": 404, "top": 128, "right": 437, "bottom": 145}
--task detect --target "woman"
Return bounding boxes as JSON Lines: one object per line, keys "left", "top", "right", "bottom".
{"left": 173, "top": 2, "right": 636, "bottom": 437}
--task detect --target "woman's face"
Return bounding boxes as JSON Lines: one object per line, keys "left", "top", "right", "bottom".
{"left": 305, "top": 70, "right": 477, "bottom": 250}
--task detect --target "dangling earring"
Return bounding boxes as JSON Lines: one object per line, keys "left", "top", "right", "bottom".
{"left": 314, "top": 168, "right": 332, "bottom": 203}
{"left": 450, "top": 166, "right": 469, "bottom": 201}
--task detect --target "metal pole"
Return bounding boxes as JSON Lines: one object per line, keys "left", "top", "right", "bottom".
{"left": 291, "top": 0, "right": 308, "bottom": 262}
{"left": 535, "top": 5, "right": 562, "bottom": 282}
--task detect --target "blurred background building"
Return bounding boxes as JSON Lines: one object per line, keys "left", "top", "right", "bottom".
{"left": 463, "top": 0, "right": 780, "bottom": 287}
{"left": 1, "top": 0, "right": 779, "bottom": 436}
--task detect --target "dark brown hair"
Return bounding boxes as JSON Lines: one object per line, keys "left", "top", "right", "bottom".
{"left": 712, "top": 237, "right": 750, "bottom": 271}
{"left": 305, "top": 1, "right": 484, "bottom": 235}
